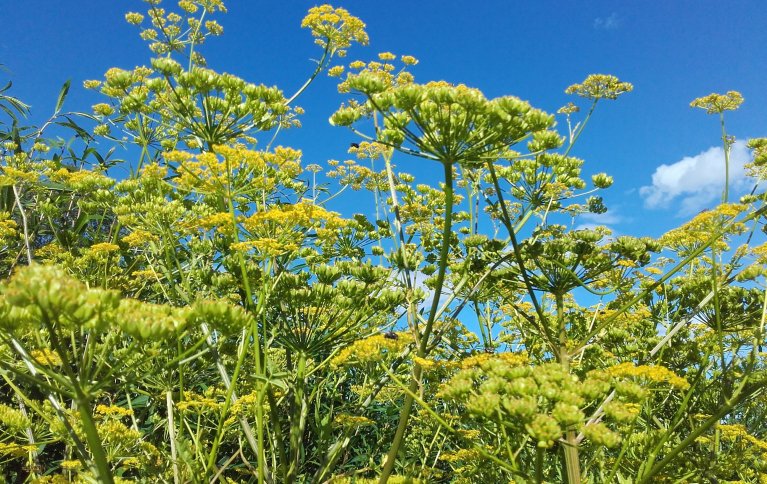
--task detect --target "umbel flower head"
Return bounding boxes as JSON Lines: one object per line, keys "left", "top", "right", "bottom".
{"left": 565, "top": 74, "right": 633, "bottom": 100}
{"left": 88, "top": 61, "right": 295, "bottom": 149}
{"left": 301, "top": 5, "right": 369, "bottom": 56}
{"left": 332, "top": 78, "right": 554, "bottom": 166}
{"left": 690, "top": 91, "right": 744, "bottom": 114}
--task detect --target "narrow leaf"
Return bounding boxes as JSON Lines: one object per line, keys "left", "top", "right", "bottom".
{"left": 54, "top": 80, "right": 71, "bottom": 114}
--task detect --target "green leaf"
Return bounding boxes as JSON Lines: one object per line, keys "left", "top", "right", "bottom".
{"left": 54, "top": 79, "right": 71, "bottom": 114}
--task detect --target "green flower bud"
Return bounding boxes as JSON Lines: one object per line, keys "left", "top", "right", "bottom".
{"left": 526, "top": 414, "right": 562, "bottom": 448}
{"left": 466, "top": 392, "right": 501, "bottom": 418}
{"left": 592, "top": 173, "right": 614, "bottom": 189}
{"left": 583, "top": 422, "right": 621, "bottom": 448}
{"left": 552, "top": 402, "right": 585, "bottom": 426}
{"left": 604, "top": 401, "right": 640, "bottom": 424}
{"left": 188, "top": 300, "right": 253, "bottom": 336}
{"left": 502, "top": 397, "right": 537, "bottom": 420}
{"left": 329, "top": 107, "right": 363, "bottom": 127}
{"left": 527, "top": 130, "right": 564, "bottom": 152}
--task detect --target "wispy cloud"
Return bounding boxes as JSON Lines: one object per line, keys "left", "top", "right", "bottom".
{"left": 575, "top": 207, "right": 625, "bottom": 233}
{"left": 639, "top": 141, "right": 752, "bottom": 215}
{"left": 593, "top": 12, "right": 621, "bottom": 30}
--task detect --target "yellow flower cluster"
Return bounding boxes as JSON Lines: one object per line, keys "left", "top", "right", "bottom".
{"left": 0, "top": 441, "right": 37, "bottom": 458}
{"left": 414, "top": 351, "right": 528, "bottom": 373}
{"left": 752, "top": 242, "right": 767, "bottom": 263}
{"left": 327, "top": 65, "right": 345, "bottom": 77}
{"left": 60, "top": 459, "right": 82, "bottom": 470}
{"left": 565, "top": 74, "right": 633, "bottom": 100}
{"left": 0, "top": 403, "right": 31, "bottom": 432}
{"left": 250, "top": 238, "right": 299, "bottom": 256}
{"left": 176, "top": 391, "right": 221, "bottom": 412}
{"left": 30, "top": 348, "right": 63, "bottom": 367}
{"left": 244, "top": 202, "right": 347, "bottom": 239}
{"left": 349, "top": 141, "right": 391, "bottom": 161}
{"left": 333, "top": 413, "right": 374, "bottom": 427}
{"left": 439, "top": 448, "right": 483, "bottom": 463}
{"left": 122, "top": 229, "right": 159, "bottom": 247}
{"left": 690, "top": 91, "right": 744, "bottom": 114}
{"left": 89, "top": 242, "right": 120, "bottom": 254}
{"left": 337, "top": 53, "right": 416, "bottom": 95}
{"left": 557, "top": 102, "right": 580, "bottom": 115}
{"left": 170, "top": 145, "right": 303, "bottom": 195}
{"left": 330, "top": 332, "right": 410, "bottom": 368}
{"left": 330, "top": 476, "right": 422, "bottom": 484}
{"left": 228, "top": 390, "right": 266, "bottom": 419}
{"left": 301, "top": 5, "right": 369, "bottom": 55}
{"left": 0, "top": 211, "right": 18, "bottom": 241}
{"left": 35, "top": 243, "right": 65, "bottom": 262}
{"left": 178, "top": 1, "right": 198, "bottom": 13}
{"left": 50, "top": 168, "right": 115, "bottom": 192}
{"left": 140, "top": 162, "right": 168, "bottom": 180}
{"left": 131, "top": 269, "right": 159, "bottom": 281}
{"left": 97, "top": 419, "right": 141, "bottom": 447}
{"left": 187, "top": 212, "right": 236, "bottom": 234}
{"left": 597, "top": 306, "right": 651, "bottom": 326}
{"left": 0, "top": 165, "right": 39, "bottom": 184}
{"left": 717, "top": 423, "right": 767, "bottom": 452}
{"left": 204, "top": 20, "right": 223, "bottom": 35}
{"left": 92, "top": 102, "right": 115, "bottom": 116}
{"left": 661, "top": 203, "right": 747, "bottom": 250}
{"left": 605, "top": 362, "right": 690, "bottom": 390}
{"left": 95, "top": 404, "right": 134, "bottom": 418}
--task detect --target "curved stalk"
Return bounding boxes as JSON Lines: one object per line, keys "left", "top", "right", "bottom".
{"left": 486, "top": 161, "right": 557, "bottom": 348}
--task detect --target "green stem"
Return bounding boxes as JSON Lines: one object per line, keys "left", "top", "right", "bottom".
{"left": 42, "top": 317, "right": 113, "bottom": 483}
{"left": 577, "top": 203, "right": 767, "bottom": 350}
{"left": 378, "top": 161, "right": 454, "bottom": 483}
{"left": 286, "top": 352, "right": 308, "bottom": 483}
{"left": 720, "top": 112, "right": 729, "bottom": 203}
{"left": 564, "top": 100, "right": 597, "bottom": 158}
{"left": 486, "top": 161, "right": 556, "bottom": 348}
{"left": 535, "top": 447, "right": 544, "bottom": 483}
{"left": 12, "top": 184, "right": 33, "bottom": 263}
{"left": 383, "top": 367, "right": 527, "bottom": 478}
{"left": 636, "top": 386, "right": 756, "bottom": 484}
{"left": 166, "top": 390, "right": 180, "bottom": 484}
{"left": 556, "top": 293, "right": 581, "bottom": 484}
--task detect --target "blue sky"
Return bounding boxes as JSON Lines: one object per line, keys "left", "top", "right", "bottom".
{"left": 3, "top": 1, "right": 766, "bottom": 238}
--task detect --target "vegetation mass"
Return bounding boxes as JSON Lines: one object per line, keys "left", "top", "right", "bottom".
{"left": 0, "top": 1, "right": 766, "bottom": 482}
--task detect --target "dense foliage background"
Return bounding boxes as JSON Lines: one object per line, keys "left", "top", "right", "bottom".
{"left": 0, "top": 1, "right": 766, "bottom": 482}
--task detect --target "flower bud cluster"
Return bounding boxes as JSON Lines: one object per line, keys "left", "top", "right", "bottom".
{"left": 438, "top": 360, "right": 614, "bottom": 449}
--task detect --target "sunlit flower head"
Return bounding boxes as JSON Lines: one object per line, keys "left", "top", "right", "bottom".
{"left": 566, "top": 74, "right": 633, "bottom": 100}
{"left": 690, "top": 90, "right": 744, "bottom": 114}
{"left": 301, "top": 5, "right": 369, "bottom": 54}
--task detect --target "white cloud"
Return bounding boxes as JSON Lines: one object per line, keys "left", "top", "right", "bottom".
{"left": 639, "top": 141, "right": 752, "bottom": 215}
{"left": 593, "top": 12, "right": 621, "bottom": 30}
{"left": 579, "top": 209, "right": 623, "bottom": 226}
{"left": 574, "top": 205, "right": 625, "bottom": 232}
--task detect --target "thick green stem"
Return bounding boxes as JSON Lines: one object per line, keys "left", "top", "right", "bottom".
{"left": 72, "top": 386, "right": 114, "bottom": 484}
{"left": 42, "top": 317, "right": 113, "bottom": 483}
{"left": 379, "top": 161, "right": 454, "bottom": 483}
{"left": 287, "top": 352, "right": 308, "bottom": 483}
{"left": 555, "top": 293, "right": 581, "bottom": 484}
{"left": 166, "top": 391, "right": 180, "bottom": 484}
